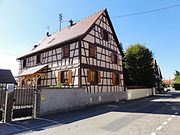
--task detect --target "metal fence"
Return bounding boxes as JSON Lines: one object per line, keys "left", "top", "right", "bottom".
{"left": 0, "top": 88, "right": 6, "bottom": 121}
{"left": 12, "top": 86, "right": 36, "bottom": 119}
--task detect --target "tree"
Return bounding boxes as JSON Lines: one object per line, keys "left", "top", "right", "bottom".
{"left": 173, "top": 70, "right": 180, "bottom": 90}
{"left": 124, "top": 44, "right": 155, "bottom": 87}
{"left": 174, "top": 70, "right": 180, "bottom": 77}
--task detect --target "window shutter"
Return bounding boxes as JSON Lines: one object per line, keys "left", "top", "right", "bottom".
{"left": 119, "top": 74, "right": 121, "bottom": 85}
{"left": 117, "top": 74, "right": 120, "bottom": 85}
{"left": 94, "top": 46, "right": 97, "bottom": 58}
{"left": 112, "top": 73, "right": 115, "bottom": 85}
{"left": 87, "top": 69, "right": 92, "bottom": 83}
{"left": 101, "top": 29, "right": 104, "bottom": 39}
{"left": 98, "top": 71, "right": 101, "bottom": 83}
{"left": 58, "top": 71, "right": 61, "bottom": 83}
{"left": 111, "top": 53, "right": 114, "bottom": 63}
{"left": 65, "top": 46, "right": 69, "bottom": 57}
{"left": 62, "top": 47, "right": 65, "bottom": 58}
{"left": 68, "top": 70, "right": 73, "bottom": 84}
{"left": 61, "top": 72, "right": 65, "bottom": 83}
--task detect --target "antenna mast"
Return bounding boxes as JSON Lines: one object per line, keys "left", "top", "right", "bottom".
{"left": 59, "top": 13, "right": 62, "bottom": 31}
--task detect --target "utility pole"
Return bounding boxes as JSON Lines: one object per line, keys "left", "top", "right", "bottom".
{"left": 59, "top": 13, "right": 62, "bottom": 31}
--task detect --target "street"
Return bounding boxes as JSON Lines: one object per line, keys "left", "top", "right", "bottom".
{"left": 0, "top": 91, "right": 180, "bottom": 135}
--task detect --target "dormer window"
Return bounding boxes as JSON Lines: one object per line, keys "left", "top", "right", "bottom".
{"left": 101, "top": 29, "right": 109, "bottom": 41}
{"left": 36, "top": 54, "right": 41, "bottom": 64}
{"left": 23, "top": 59, "right": 27, "bottom": 68}
{"left": 62, "top": 45, "right": 70, "bottom": 58}
{"left": 111, "top": 53, "right": 118, "bottom": 64}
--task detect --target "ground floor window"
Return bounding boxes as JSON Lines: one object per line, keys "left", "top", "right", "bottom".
{"left": 112, "top": 73, "right": 119, "bottom": 85}
{"left": 37, "top": 77, "right": 41, "bottom": 85}
{"left": 87, "top": 69, "right": 100, "bottom": 84}
{"left": 58, "top": 70, "right": 72, "bottom": 85}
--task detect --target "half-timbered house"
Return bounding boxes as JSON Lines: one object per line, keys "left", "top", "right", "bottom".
{"left": 17, "top": 9, "right": 124, "bottom": 93}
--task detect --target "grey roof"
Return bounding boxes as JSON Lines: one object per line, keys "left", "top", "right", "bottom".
{"left": 0, "top": 69, "right": 16, "bottom": 84}
{"left": 17, "top": 9, "right": 105, "bottom": 59}
{"left": 19, "top": 64, "right": 48, "bottom": 76}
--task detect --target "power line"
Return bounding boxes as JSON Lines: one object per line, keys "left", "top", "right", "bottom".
{"left": 111, "top": 4, "right": 180, "bottom": 18}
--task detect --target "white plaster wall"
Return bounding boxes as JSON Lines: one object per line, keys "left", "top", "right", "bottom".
{"left": 39, "top": 88, "right": 126, "bottom": 116}
{"left": 126, "top": 88, "right": 153, "bottom": 100}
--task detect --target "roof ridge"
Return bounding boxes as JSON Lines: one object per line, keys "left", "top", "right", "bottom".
{"left": 54, "top": 8, "right": 106, "bottom": 32}
{"left": 75, "top": 8, "right": 106, "bottom": 24}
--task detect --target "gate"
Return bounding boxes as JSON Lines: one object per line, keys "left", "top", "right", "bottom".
{"left": 12, "top": 86, "right": 36, "bottom": 119}
{"left": 0, "top": 88, "right": 6, "bottom": 121}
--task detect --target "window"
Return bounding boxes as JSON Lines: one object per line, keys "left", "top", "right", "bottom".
{"left": 87, "top": 69, "right": 100, "bottom": 84}
{"left": 89, "top": 44, "right": 97, "bottom": 58}
{"left": 101, "top": 29, "right": 109, "bottom": 41}
{"left": 62, "top": 45, "right": 70, "bottom": 58}
{"left": 111, "top": 53, "right": 118, "bottom": 64}
{"left": 36, "top": 54, "right": 41, "bottom": 64}
{"left": 58, "top": 70, "right": 72, "bottom": 85}
{"left": 23, "top": 59, "right": 27, "bottom": 68}
{"left": 112, "top": 73, "right": 119, "bottom": 85}
{"left": 37, "top": 77, "right": 41, "bottom": 85}
{"left": 28, "top": 58, "right": 30, "bottom": 63}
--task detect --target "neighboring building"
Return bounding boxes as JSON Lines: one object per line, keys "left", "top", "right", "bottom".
{"left": 0, "top": 69, "right": 16, "bottom": 88}
{"left": 153, "top": 60, "right": 163, "bottom": 90}
{"left": 17, "top": 9, "right": 124, "bottom": 93}
{"left": 162, "top": 79, "right": 174, "bottom": 86}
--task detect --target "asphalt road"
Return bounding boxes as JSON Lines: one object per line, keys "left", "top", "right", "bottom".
{"left": 0, "top": 91, "right": 180, "bottom": 135}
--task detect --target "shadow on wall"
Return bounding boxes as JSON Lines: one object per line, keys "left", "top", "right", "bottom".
{"left": 1, "top": 92, "right": 179, "bottom": 135}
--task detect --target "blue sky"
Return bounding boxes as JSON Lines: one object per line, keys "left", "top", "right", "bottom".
{"left": 0, "top": 0, "right": 180, "bottom": 79}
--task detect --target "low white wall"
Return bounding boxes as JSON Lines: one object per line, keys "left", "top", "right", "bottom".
{"left": 126, "top": 88, "right": 153, "bottom": 100}
{"left": 85, "top": 91, "right": 126, "bottom": 105}
{"left": 38, "top": 88, "right": 126, "bottom": 116}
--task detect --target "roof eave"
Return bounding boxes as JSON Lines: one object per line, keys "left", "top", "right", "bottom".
{"left": 17, "top": 35, "right": 82, "bottom": 60}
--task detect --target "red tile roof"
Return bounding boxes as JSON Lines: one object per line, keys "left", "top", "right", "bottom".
{"left": 162, "top": 79, "right": 174, "bottom": 85}
{"left": 18, "top": 9, "right": 106, "bottom": 59}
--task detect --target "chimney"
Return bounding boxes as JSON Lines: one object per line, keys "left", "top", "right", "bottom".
{"left": 46, "top": 32, "right": 51, "bottom": 37}
{"left": 69, "top": 19, "right": 73, "bottom": 27}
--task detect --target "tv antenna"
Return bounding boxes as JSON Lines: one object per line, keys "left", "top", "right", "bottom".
{"left": 59, "top": 13, "right": 63, "bottom": 31}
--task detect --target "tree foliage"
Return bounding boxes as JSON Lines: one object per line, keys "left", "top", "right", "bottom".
{"left": 174, "top": 70, "right": 180, "bottom": 78}
{"left": 174, "top": 70, "right": 180, "bottom": 84}
{"left": 124, "top": 44, "right": 155, "bottom": 87}
{"left": 173, "top": 70, "right": 180, "bottom": 90}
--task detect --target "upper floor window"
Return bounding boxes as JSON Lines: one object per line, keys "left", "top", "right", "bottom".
{"left": 101, "top": 29, "right": 109, "bottom": 41}
{"left": 27, "top": 58, "right": 30, "bottom": 63}
{"left": 111, "top": 53, "right": 118, "bottom": 64}
{"left": 23, "top": 59, "right": 27, "bottom": 68}
{"left": 36, "top": 54, "right": 41, "bottom": 64}
{"left": 87, "top": 69, "right": 100, "bottom": 84}
{"left": 89, "top": 44, "right": 97, "bottom": 58}
{"left": 62, "top": 45, "right": 70, "bottom": 58}
{"left": 112, "top": 73, "right": 119, "bottom": 85}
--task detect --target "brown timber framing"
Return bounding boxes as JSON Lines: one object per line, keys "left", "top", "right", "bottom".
{"left": 78, "top": 39, "right": 82, "bottom": 88}
{"left": 79, "top": 10, "right": 124, "bottom": 93}
{"left": 17, "top": 9, "right": 124, "bottom": 92}
{"left": 81, "top": 64, "right": 123, "bottom": 74}
{"left": 17, "top": 38, "right": 79, "bottom": 60}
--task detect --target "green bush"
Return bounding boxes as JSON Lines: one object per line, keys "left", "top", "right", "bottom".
{"left": 56, "top": 81, "right": 62, "bottom": 88}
